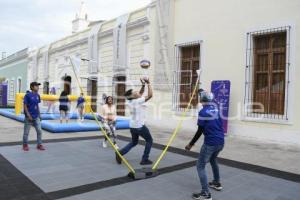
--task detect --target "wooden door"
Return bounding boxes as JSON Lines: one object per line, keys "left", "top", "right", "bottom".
{"left": 115, "top": 76, "right": 126, "bottom": 116}
{"left": 87, "top": 79, "right": 97, "bottom": 111}
{"left": 179, "top": 45, "right": 200, "bottom": 109}
{"left": 91, "top": 80, "right": 97, "bottom": 111}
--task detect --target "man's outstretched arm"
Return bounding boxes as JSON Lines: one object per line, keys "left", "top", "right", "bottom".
{"left": 185, "top": 126, "right": 204, "bottom": 150}
{"left": 139, "top": 78, "right": 146, "bottom": 95}
{"left": 144, "top": 78, "right": 153, "bottom": 102}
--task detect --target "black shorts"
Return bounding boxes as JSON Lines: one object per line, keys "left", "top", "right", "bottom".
{"left": 59, "top": 105, "right": 69, "bottom": 112}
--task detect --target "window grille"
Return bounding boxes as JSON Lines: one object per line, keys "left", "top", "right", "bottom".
{"left": 244, "top": 26, "right": 291, "bottom": 120}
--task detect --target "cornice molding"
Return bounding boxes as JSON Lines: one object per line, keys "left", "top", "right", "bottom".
{"left": 48, "top": 17, "right": 150, "bottom": 55}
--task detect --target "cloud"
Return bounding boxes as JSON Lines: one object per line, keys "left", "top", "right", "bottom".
{"left": 0, "top": 0, "right": 151, "bottom": 55}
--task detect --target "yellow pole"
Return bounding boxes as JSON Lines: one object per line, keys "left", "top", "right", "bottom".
{"left": 69, "top": 57, "right": 136, "bottom": 174}
{"left": 152, "top": 78, "right": 200, "bottom": 170}
{"left": 15, "top": 94, "right": 92, "bottom": 115}
{"left": 15, "top": 93, "right": 25, "bottom": 115}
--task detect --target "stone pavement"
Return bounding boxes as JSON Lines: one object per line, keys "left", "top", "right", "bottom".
{"left": 1, "top": 115, "right": 300, "bottom": 174}
{"left": 0, "top": 137, "right": 299, "bottom": 200}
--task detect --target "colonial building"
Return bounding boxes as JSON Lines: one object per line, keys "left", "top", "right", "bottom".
{"left": 27, "top": 0, "right": 300, "bottom": 145}
{"left": 0, "top": 48, "right": 29, "bottom": 105}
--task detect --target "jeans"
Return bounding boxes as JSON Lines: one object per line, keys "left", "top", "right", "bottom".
{"left": 120, "top": 125, "right": 153, "bottom": 161}
{"left": 197, "top": 143, "right": 224, "bottom": 193}
{"left": 23, "top": 118, "right": 43, "bottom": 145}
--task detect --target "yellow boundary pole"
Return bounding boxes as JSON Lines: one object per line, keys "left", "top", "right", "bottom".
{"left": 15, "top": 94, "right": 91, "bottom": 115}
{"left": 152, "top": 78, "right": 200, "bottom": 170}
{"left": 69, "top": 57, "right": 136, "bottom": 174}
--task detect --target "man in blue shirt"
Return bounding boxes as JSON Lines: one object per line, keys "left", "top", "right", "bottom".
{"left": 23, "top": 82, "right": 45, "bottom": 151}
{"left": 185, "top": 89, "right": 225, "bottom": 200}
{"left": 76, "top": 93, "right": 85, "bottom": 122}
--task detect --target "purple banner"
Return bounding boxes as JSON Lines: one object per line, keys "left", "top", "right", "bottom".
{"left": 0, "top": 84, "right": 8, "bottom": 107}
{"left": 211, "top": 80, "right": 231, "bottom": 134}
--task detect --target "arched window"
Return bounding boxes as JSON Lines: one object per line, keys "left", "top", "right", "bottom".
{"left": 17, "top": 77, "right": 22, "bottom": 93}
{"left": 8, "top": 78, "right": 15, "bottom": 101}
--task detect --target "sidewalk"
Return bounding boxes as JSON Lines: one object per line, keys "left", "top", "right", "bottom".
{"left": 1, "top": 115, "right": 300, "bottom": 174}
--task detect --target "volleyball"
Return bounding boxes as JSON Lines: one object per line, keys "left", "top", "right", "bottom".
{"left": 140, "top": 59, "right": 151, "bottom": 69}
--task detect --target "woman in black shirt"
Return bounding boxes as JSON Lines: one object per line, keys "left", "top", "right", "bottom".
{"left": 59, "top": 90, "right": 70, "bottom": 123}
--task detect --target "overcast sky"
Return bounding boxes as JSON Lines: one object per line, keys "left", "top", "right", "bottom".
{"left": 0, "top": 0, "right": 151, "bottom": 56}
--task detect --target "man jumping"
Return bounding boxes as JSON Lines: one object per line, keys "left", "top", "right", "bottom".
{"left": 116, "top": 77, "right": 153, "bottom": 165}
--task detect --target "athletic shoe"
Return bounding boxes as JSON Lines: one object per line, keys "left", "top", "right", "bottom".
{"left": 114, "top": 143, "right": 119, "bottom": 149}
{"left": 209, "top": 181, "right": 223, "bottom": 191}
{"left": 192, "top": 192, "right": 212, "bottom": 200}
{"left": 115, "top": 152, "right": 122, "bottom": 164}
{"left": 102, "top": 140, "right": 107, "bottom": 148}
{"left": 37, "top": 144, "right": 45, "bottom": 151}
{"left": 23, "top": 144, "right": 29, "bottom": 151}
{"left": 140, "top": 159, "right": 153, "bottom": 165}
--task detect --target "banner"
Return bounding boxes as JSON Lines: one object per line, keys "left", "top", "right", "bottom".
{"left": 154, "top": 0, "right": 173, "bottom": 90}
{"left": 88, "top": 23, "right": 102, "bottom": 74}
{"left": 0, "top": 84, "right": 7, "bottom": 107}
{"left": 43, "top": 45, "right": 50, "bottom": 79}
{"left": 69, "top": 55, "right": 81, "bottom": 74}
{"left": 211, "top": 80, "right": 231, "bottom": 134}
{"left": 32, "top": 49, "right": 39, "bottom": 81}
{"left": 113, "top": 14, "right": 129, "bottom": 71}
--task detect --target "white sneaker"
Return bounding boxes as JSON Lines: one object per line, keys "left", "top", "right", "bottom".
{"left": 114, "top": 144, "right": 119, "bottom": 149}
{"left": 102, "top": 141, "right": 107, "bottom": 148}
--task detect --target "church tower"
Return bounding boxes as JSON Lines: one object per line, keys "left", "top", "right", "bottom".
{"left": 72, "top": 1, "right": 89, "bottom": 33}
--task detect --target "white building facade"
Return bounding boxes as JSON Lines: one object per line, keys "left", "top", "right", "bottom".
{"left": 27, "top": 0, "right": 300, "bottom": 145}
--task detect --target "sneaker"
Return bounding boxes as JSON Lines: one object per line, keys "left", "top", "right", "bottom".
{"left": 102, "top": 140, "right": 107, "bottom": 148}
{"left": 114, "top": 143, "right": 119, "bottom": 149}
{"left": 37, "top": 144, "right": 45, "bottom": 151}
{"left": 209, "top": 181, "right": 222, "bottom": 191}
{"left": 192, "top": 192, "right": 212, "bottom": 200}
{"left": 115, "top": 152, "right": 122, "bottom": 164}
{"left": 23, "top": 144, "right": 29, "bottom": 151}
{"left": 140, "top": 159, "right": 153, "bottom": 165}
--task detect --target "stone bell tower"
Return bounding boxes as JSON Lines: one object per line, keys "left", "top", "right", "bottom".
{"left": 72, "top": 1, "right": 89, "bottom": 33}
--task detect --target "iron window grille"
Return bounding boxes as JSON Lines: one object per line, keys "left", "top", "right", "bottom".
{"left": 172, "top": 41, "right": 201, "bottom": 112}
{"left": 244, "top": 26, "right": 291, "bottom": 121}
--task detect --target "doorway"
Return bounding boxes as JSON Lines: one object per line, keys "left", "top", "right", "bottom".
{"left": 115, "top": 76, "right": 126, "bottom": 116}
{"left": 179, "top": 44, "right": 200, "bottom": 109}
{"left": 43, "top": 81, "right": 49, "bottom": 94}
{"left": 87, "top": 78, "right": 98, "bottom": 111}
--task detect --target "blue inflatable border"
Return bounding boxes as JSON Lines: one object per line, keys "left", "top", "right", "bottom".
{"left": 0, "top": 109, "right": 130, "bottom": 133}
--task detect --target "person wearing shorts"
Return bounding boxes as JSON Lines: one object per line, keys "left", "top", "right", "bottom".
{"left": 77, "top": 93, "right": 85, "bottom": 122}
{"left": 59, "top": 90, "right": 70, "bottom": 123}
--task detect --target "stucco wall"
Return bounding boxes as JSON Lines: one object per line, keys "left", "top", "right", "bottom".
{"left": 168, "top": 0, "right": 300, "bottom": 144}
{"left": 0, "top": 59, "right": 28, "bottom": 104}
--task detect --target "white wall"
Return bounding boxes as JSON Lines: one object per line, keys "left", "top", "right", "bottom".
{"left": 169, "top": 0, "right": 300, "bottom": 144}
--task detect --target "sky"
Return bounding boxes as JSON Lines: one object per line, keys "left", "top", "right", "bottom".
{"left": 0, "top": 0, "right": 151, "bottom": 56}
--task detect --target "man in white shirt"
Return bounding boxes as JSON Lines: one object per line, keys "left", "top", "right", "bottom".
{"left": 116, "top": 78, "right": 153, "bottom": 165}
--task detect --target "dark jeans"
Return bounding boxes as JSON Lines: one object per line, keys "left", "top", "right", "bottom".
{"left": 119, "top": 125, "right": 153, "bottom": 161}
{"left": 197, "top": 143, "right": 224, "bottom": 193}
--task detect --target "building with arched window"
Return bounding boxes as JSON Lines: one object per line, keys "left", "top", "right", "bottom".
{"left": 0, "top": 48, "right": 29, "bottom": 105}
{"left": 12, "top": 0, "right": 300, "bottom": 145}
